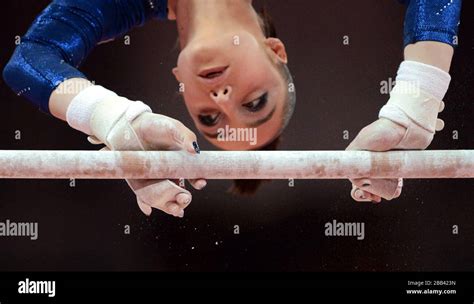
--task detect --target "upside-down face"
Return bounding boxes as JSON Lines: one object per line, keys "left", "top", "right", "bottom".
{"left": 173, "top": 30, "right": 288, "bottom": 150}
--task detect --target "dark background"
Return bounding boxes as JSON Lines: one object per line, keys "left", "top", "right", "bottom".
{"left": 0, "top": 0, "right": 472, "bottom": 271}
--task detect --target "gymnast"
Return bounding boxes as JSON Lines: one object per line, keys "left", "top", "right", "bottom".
{"left": 2, "top": 0, "right": 462, "bottom": 217}
{"left": 3, "top": 0, "right": 296, "bottom": 217}
{"left": 347, "top": 0, "right": 462, "bottom": 203}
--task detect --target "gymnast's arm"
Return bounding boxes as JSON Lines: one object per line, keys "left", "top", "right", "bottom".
{"left": 2, "top": 0, "right": 204, "bottom": 217}
{"left": 402, "top": 0, "right": 462, "bottom": 72}
{"left": 374, "top": 0, "right": 463, "bottom": 145}
{"left": 2, "top": 0, "right": 168, "bottom": 119}
{"left": 348, "top": 0, "right": 463, "bottom": 152}
{"left": 346, "top": 0, "right": 462, "bottom": 203}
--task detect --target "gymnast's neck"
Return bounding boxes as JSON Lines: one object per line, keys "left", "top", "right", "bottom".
{"left": 172, "top": 0, "right": 263, "bottom": 48}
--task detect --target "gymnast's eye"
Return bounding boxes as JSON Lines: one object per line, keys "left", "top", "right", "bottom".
{"left": 198, "top": 113, "right": 220, "bottom": 126}
{"left": 243, "top": 92, "right": 268, "bottom": 113}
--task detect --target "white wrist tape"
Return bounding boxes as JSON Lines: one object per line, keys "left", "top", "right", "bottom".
{"left": 66, "top": 84, "right": 152, "bottom": 150}
{"left": 66, "top": 86, "right": 118, "bottom": 135}
{"left": 89, "top": 97, "right": 152, "bottom": 149}
{"left": 396, "top": 60, "right": 451, "bottom": 101}
{"left": 378, "top": 61, "right": 451, "bottom": 149}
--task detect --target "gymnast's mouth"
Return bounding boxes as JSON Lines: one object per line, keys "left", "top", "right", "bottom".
{"left": 198, "top": 66, "right": 229, "bottom": 80}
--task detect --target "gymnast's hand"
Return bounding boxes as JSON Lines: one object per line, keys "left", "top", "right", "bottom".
{"left": 346, "top": 118, "right": 406, "bottom": 203}
{"left": 124, "top": 112, "right": 206, "bottom": 217}
{"left": 346, "top": 59, "right": 450, "bottom": 203}
{"left": 64, "top": 85, "right": 206, "bottom": 217}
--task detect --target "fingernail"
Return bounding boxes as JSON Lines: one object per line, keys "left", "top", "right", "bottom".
{"left": 177, "top": 193, "right": 192, "bottom": 205}
{"left": 193, "top": 141, "right": 201, "bottom": 154}
{"left": 177, "top": 210, "right": 184, "bottom": 218}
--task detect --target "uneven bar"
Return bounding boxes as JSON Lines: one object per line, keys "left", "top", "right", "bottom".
{"left": 0, "top": 150, "right": 472, "bottom": 180}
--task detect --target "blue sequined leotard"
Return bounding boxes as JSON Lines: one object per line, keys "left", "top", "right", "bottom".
{"left": 3, "top": 0, "right": 462, "bottom": 113}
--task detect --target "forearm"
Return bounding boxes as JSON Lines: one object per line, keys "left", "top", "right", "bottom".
{"left": 401, "top": 0, "right": 461, "bottom": 72}
{"left": 404, "top": 41, "right": 454, "bottom": 73}
{"left": 376, "top": 44, "right": 453, "bottom": 151}
{"left": 49, "top": 78, "right": 93, "bottom": 121}
{"left": 3, "top": 0, "right": 162, "bottom": 116}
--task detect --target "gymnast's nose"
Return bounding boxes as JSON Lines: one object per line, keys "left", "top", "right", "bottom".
{"left": 210, "top": 85, "right": 232, "bottom": 104}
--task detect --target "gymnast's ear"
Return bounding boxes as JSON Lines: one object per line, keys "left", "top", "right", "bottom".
{"left": 264, "top": 38, "right": 288, "bottom": 64}
{"left": 172, "top": 67, "right": 181, "bottom": 82}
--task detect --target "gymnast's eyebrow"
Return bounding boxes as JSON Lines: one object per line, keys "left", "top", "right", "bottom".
{"left": 203, "top": 105, "right": 277, "bottom": 139}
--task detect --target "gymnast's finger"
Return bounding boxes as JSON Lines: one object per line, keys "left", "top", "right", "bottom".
{"left": 370, "top": 193, "right": 382, "bottom": 203}
{"left": 138, "top": 180, "right": 191, "bottom": 212}
{"left": 352, "top": 178, "right": 402, "bottom": 201}
{"left": 164, "top": 201, "right": 185, "bottom": 218}
{"left": 136, "top": 197, "right": 152, "bottom": 216}
{"left": 127, "top": 179, "right": 192, "bottom": 215}
{"left": 171, "top": 119, "right": 200, "bottom": 154}
{"left": 351, "top": 187, "right": 382, "bottom": 203}
{"left": 134, "top": 113, "right": 199, "bottom": 154}
{"left": 351, "top": 186, "right": 372, "bottom": 202}
{"left": 189, "top": 179, "right": 207, "bottom": 190}
{"left": 176, "top": 192, "right": 192, "bottom": 208}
